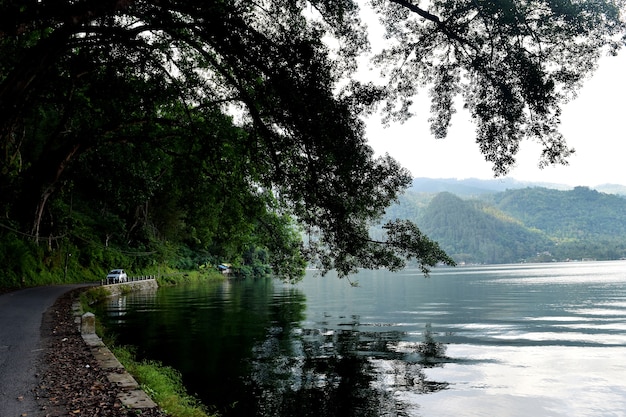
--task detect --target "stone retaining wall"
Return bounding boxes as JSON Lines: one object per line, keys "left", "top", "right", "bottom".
{"left": 101, "top": 278, "right": 159, "bottom": 297}
{"left": 74, "top": 278, "right": 161, "bottom": 410}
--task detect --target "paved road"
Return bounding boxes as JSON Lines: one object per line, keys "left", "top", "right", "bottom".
{"left": 0, "top": 285, "right": 90, "bottom": 417}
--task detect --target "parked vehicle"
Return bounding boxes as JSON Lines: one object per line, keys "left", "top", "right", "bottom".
{"left": 106, "top": 269, "right": 128, "bottom": 283}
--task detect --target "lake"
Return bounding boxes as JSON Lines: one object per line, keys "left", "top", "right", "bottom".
{"left": 97, "top": 261, "right": 626, "bottom": 417}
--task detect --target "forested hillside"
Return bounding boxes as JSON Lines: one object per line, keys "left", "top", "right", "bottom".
{"left": 382, "top": 186, "right": 626, "bottom": 265}
{"left": 489, "top": 187, "right": 626, "bottom": 239}
{"left": 418, "top": 193, "right": 552, "bottom": 264}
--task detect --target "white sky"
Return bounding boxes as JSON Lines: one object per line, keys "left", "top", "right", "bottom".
{"left": 363, "top": 34, "right": 626, "bottom": 187}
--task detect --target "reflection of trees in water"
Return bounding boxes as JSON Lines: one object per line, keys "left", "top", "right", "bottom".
{"left": 373, "top": 323, "right": 450, "bottom": 398}
{"left": 246, "top": 320, "right": 449, "bottom": 417}
{"left": 418, "top": 323, "right": 448, "bottom": 363}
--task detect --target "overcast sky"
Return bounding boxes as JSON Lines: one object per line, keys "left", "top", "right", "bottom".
{"left": 363, "top": 42, "right": 626, "bottom": 187}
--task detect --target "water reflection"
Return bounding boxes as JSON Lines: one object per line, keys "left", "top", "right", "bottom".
{"left": 246, "top": 317, "right": 450, "bottom": 417}
{"left": 100, "top": 281, "right": 452, "bottom": 417}
{"left": 98, "top": 262, "right": 626, "bottom": 417}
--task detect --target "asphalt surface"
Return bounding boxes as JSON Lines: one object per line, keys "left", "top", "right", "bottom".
{"left": 0, "top": 285, "right": 90, "bottom": 417}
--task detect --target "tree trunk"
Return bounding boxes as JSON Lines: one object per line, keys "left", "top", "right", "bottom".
{"left": 29, "top": 143, "right": 81, "bottom": 241}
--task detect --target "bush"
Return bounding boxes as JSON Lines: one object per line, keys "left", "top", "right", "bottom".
{"left": 111, "top": 346, "right": 216, "bottom": 417}
{"left": 0, "top": 234, "right": 44, "bottom": 288}
{"left": 79, "top": 286, "right": 111, "bottom": 312}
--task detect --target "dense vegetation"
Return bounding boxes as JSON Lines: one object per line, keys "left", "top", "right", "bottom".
{"left": 1, "top": 1, "right": 624, "bottom": 289}
{"left": 383, "top": 185, "right": 626, "bottom": 265}
{"left": 419, "top": 192, "right": 552, "bottom": 264}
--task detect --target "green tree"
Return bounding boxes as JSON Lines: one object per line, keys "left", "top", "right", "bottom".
{"left": 0, "top": 1, "right": 623, "bottom": 283}
{"left": 371, "top": 0, "right": 625, "bottom": 175}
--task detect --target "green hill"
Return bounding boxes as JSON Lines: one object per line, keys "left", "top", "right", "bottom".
{"left": 488, "top": 186, "right": 626, "bottom": 262}
{"left": 381, "top": 185, "right": 626, "bottom": 265}
{"left": 417, "top": 192, "right": 551, "bottom": 264}
{"left": 489, "top": 186, "right": 626, "bottom": 239}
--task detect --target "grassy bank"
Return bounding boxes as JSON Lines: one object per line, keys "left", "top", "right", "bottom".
{"left": 112, "top": 346, "right": 217, "bottom": 417}
{"left": 156, "top": 269, "right": 226, "bottom": 286}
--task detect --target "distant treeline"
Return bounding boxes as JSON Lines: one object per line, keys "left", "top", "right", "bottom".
{"left": 379, "top": 186, "right": 626, "bottom": 265}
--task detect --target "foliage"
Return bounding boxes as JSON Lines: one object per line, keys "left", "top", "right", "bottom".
{"left": 0, "top": 233, "right": 39, "bottom": 288}
{"left": 489, "top": 186, "right": 626, "bottom": 239}
{"left": 417, "top": 192, "right": 552, "bottom": 264}
{"left": 156, "top": 269, "right": 225, "bottom": 287}
{"left": 1, "top": 1, "right": 623, "bottom": 284}
{"left": 79, "top": 286, "right": 112, "bottom": 312}
{"left": 371, "top": 0, "right": 625, "bottom": 175}
{"left": 111, "top": 346, "right": 216, "bottom": 417}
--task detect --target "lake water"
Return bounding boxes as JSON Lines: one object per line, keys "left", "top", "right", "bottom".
{"left": 98, "top": 261, "right": 626, "bottom": 417}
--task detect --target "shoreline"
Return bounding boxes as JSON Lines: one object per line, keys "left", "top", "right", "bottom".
{"left": 36, "top": 288, "right": 168, "bottom": 416}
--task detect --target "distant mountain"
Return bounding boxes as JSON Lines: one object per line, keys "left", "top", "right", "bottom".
{"left": 594, "top": 184, "right": 626, "bottom": 196}
{"left": 382, "top": 182, "right": 626, "bottom": 264}
{"left": 409, "top": 177, "right": 572, "bottom": 196}
{"left": 409, "top": 177, "right": 626, "bottom": 197}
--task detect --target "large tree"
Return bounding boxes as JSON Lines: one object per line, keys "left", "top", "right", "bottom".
{"left": 0, "top": 0, "right": 623, "bottom": 280}
{"left": 371, "top": 0, "right": 625, "bottom": 174}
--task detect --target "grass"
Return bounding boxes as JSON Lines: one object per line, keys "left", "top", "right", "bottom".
{"left": 79, "top": 286, "right": 111, "bottom": 312}
{"left": 157, "top": 269, "right": 225, "bottom": 286}
{"left": 112, "top": 345, "right": 217, "bottom": 417}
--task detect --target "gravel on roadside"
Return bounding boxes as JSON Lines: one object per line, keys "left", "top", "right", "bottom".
{"left": 35, "top": 289, "right": 169, "bottom": 417}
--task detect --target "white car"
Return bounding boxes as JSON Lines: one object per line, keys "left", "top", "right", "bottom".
{"left": 106, "top": 269, "right": 128, "bottom": 283}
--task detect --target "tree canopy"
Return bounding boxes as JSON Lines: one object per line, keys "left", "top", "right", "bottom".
{"left": 372, "top": 0, "right": 625, "bottom": 174}
{"left": 0, "top": 0, "right": 624, "bottom": 283}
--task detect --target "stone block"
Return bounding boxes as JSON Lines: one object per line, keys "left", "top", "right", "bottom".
{"left": 81, "top": 312, "right": 96, "bottom": 335}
